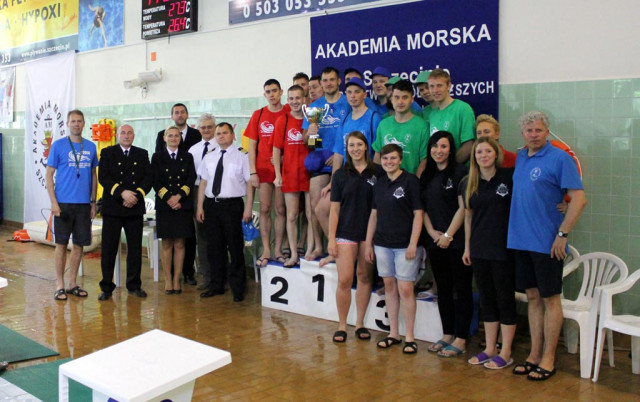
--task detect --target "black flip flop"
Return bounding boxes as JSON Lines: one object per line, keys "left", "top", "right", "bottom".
{"left": 377, "top": 337, "right": 401, "bottom": 349}
{"left": 527, "top": 366, "right": 556, "bottom": 381}
{"left": 403, "top": 341, "right": 418, "bottom": 354}
{"left": 355, "top": 327, "right": 371, "bottom": 340}
{"left": 513, "top": 361, "right": 538, "bottom": 375}
{"left": 333, "top": 330, "right": 347, "bottom": 343}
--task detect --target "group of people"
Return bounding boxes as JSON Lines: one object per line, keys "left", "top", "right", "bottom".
{"left": 251, "top": 67, "right": 585, "bottom": 382}
{"left": 46, "top": 107, "right": 252, "bottom": 303}
{"left": 45, "top": 66, "right": 586, "bottom": 382}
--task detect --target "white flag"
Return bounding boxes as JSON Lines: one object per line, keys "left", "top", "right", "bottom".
{"left": 24, "top": 52, "right": 75, "bottom": 224}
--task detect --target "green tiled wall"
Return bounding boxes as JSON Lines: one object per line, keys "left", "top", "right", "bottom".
{"left": 3, "top": 78, "right": 640, "bottom": 311}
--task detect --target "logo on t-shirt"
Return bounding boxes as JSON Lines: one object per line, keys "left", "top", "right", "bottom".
{"left": 322, "top": 115, "right": 341, "bottom": 125}
{"left": 443, "top": 121, "right": 450, "bottom": 130}
{"left": 404, "top": 133, "right": 412, "bottom": 143}
{"left": 287, "top": 128, "right": 304, "bottom": 144}
{"left": 260, "top": 121, "right": 274, "bottom": 135}
{"left": 367, "top": 176, "right": 377, "bottom": 186}
{"left": 530, "top": 167, "right": 542, "bottom": 181}
{"left": 66, "top": 150, "right": 93, "bottom": 167}
{"left": 383, "top": 134, "right": 405, "bottom": 149}
{"left": 443, "top": 178, "right": 453, "bottom": 190}
{"left": 496, "top": 183, "right": 509, "bottom": 197}
{"left": 393, "top": 186, "right": 405, "bottom": 199}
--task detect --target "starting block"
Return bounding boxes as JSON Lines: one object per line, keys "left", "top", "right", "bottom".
{"left": 260, "top": 258, "right": 443, "bottom": 342}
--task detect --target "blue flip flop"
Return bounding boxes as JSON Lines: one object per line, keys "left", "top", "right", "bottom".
{"left": 437, "top": 344, "right": 466, "bottom": 358}
{"left": 427, "top": 339, "right": 450, "bottom": 353}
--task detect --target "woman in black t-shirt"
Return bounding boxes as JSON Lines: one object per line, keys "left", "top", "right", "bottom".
{"left": 462, "top": 137, "right": 516, "bottom": 369}
{"left": 421, "top": 131, "right": 471, "bottom": 357}
{"left": 327, "top": 131, "right": 378, "bottom": 343}
{"left": 365, "top": 144, "right": 424, "bottom": 354}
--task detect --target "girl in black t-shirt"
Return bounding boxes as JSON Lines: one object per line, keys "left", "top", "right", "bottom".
{"left": 365, "top": 144, "right": 424, "bottom": 354}
{"left": 421, "top": 131, "right": 471, "bottom": 357}
{"left": 327, "top": 131, "right": 377, "bottom": 343}
{"left": 462, "top": 137, "right": 516, "bottom": 369}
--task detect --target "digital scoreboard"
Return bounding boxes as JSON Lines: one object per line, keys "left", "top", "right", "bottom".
{"left": 142, "top": 0, "right": 198, "bottom": 40}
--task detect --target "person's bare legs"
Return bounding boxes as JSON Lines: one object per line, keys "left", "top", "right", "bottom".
{"left": 305, "top": 175, "right": 329, "bottom": 261}
{"left": 258, "top": 183, "right": 274, "bottom": 262}
{"left": 284, "top": 193, "right": 300, "bottom": 265}
{"left": 315, "top": 194, "right": 331, "bottom": 236}
{"left": 530, "top": 294, "right": 563, "bottom": 377}
{"left": 335, "top": 244, "right": 357, "bottom": 331}
{"left": 172, "top": 238, "right": 186, "bottom": 290}
{"left": 382, "top": 277, "right": 400, "bottom": 340}
{"left": 355, "top": 243, "right": 374, "bottom": 330}
{"left": 67, "top": 244, "right": 84, "bottom": 289}
{"left": 54, "top": 244, "right": 68, "bottom": 291}
{"left": 470, "top": 321, "right": 499, "bottom": 363}
{"left": 496, "top": 323, "right": 516, "bottom": 364}
{"left": 398, "top": 280, "right": 416, "bottom": 342}
{"left": 514, "top": 287, "right": 544, "bottom": 373}
{"left": 161, "top": 239, "right": 174, "bottom": 291}
{"left": 304, "top": 193, "right": 314, "bottom": 255}
{"left": 274, "top": 187, "right": 286, "bottom": 259}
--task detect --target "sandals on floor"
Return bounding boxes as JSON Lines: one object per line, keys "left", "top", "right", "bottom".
{"left": 54, "top": 289, "right": 67, "bottom": 301}
{"left": 377, "top": 337, "right": 401, "bottom": 349}
{"left": 527, "top": 366, "right": 556, "bottom": 381}
{"left": 66, "top": 286, "right": 88, "bottom": 297}
{"left": 281, "top": 248, "right": 292, "bottom": 259}
{"left": 484, "top": 355, "right": 514, "bottom": 370}
{"left": 403, "top": 341, "right": 418, "bottom": 354}
{"left": 427, "top": 339, "right": 450, "bottom": 353}
{"left": 468, "top": 352, "right": 492, "bottom": 365}
{"left": 333, "top": 330, "right": 347, "bottom": 343}
{"left": 437, "top": 344, "right": 466, "bottom": 358}
{"left": 355, "top": 327, "right": 371, "bottom": 340}
{"left": 513, "top": 361, "right": 538, "bottom": 375}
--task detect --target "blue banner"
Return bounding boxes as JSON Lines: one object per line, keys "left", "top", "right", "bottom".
{"left": 310, "top": 0, "right": 499, "bottom": 118}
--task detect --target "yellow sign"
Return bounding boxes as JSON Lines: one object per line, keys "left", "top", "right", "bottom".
{"left": 0, "top": 0, "right": 78, "bottom": 65}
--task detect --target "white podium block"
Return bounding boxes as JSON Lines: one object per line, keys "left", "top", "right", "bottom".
{"left": 261, "top": 259, "right": 443, "bottom": 342}
{"left": 0, "top": 276, "right": 7, "bottom": 288}
{"left": 59, "top": 329, "right": 231, "bottom": 402}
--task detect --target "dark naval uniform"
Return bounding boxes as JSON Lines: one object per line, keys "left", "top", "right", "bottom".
{"left": 151, "top": 148, "right": 196, "bottom": 239}
{"left": 98, "top": 145, "right": 153, "bottom": 294}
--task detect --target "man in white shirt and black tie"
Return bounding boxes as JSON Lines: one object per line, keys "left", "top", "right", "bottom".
{"left": 197, "top": 123, "right": 254, "bottom": 301}
{"left": 188, "top": 113, "right": 217, "bottom": 290}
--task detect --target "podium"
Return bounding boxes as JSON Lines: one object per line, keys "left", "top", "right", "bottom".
{"left": 260, "top": 258, "right": 443, "bottom": 342}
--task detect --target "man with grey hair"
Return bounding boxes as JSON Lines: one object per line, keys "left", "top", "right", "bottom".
{"left": 189, "top": 113, "right": 217, "bottom": 289}
{"left": 98, "top": 124, "right": 152, "bottom": 300}
{"left": 507, "top": 111, "right": 587, "bottom": 381}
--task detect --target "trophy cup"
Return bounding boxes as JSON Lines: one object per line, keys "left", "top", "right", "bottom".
{"left": 302, "top": 104, "right": 330, "bottom": 150}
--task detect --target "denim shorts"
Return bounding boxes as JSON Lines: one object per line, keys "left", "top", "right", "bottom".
{"left": 374, "top": 245, "right": 422, "bottom": 282}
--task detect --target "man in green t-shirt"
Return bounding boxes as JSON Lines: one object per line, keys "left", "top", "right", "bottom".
{"left": 414, "top": 70, "right": 438, "bottom": 124}
{"left": 373, "top": 80, "right": 428, "bottom": 177}
{"left": 428, "top": 68, "right": 476, "bottom": 163}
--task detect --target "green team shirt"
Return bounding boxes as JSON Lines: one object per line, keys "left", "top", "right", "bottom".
{"left": 422, "top": 105, "right": 434, "bottom": 125}
{"left": 373, "top": 115, "right": 428, "bottom": 175}
{"left": 428, "top": 99, "right": 476, "bottom": 150}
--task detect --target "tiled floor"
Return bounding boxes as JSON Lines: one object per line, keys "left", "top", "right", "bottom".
{"left": 0, "top": 226, "right": 638, "bottom": 401}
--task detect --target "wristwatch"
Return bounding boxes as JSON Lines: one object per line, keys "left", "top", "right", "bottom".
{"left": 557, "top": 230, "right": 569, "bottom": 238}
{"left": 443, "top": 232, "right": 454, "bottom": 242}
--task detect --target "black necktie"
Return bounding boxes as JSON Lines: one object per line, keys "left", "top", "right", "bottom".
{"left": 201, "top": 142, "right": 209, "bottom": 160}
{"left": 171, "top": 152, "right": 176, "bottom": 160}
{"left": 124, "top": 150, "right": 129, "bottom": 157}
{"left": 212, "top": 150, "right": 226, "bottom": 197}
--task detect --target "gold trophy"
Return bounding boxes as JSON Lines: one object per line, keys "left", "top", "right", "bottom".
{"left": 302, "top": 104, "right": 330, "bottom": 149}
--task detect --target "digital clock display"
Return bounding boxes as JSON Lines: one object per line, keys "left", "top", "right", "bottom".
{"left": 142, "top": 0, "right": 198, "bottom": 40}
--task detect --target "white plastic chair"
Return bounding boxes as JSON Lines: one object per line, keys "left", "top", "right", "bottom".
{"left": 561, "top": 252, "right": 628, "bottom": 378}
{"left": 592, "top": 269, "right": 640, "bottom": 382}
{"left": 244, "top": 211, "right": 260, "bottom": 282}
{"left": 143, "top": 198, "right": 156, "bottom": 269}
{"left": 514, "top": 245, "right": 580, "bottom": 303}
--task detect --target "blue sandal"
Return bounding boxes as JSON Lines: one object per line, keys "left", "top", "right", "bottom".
{"left": 437, "top": 344, "right": 466, "bottom": 358}
{"left": 427, "top": 339, "right": 450, "bottom": 353}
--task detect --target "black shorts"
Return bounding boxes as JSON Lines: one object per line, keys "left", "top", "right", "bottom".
{"left": 53, "top": 203, "right": 92, "bottom": 246}
{"left": 514, "top": 250, "right": 563, "bottom": 298}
